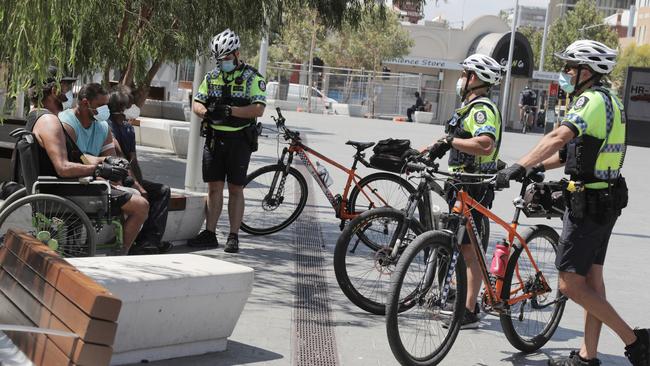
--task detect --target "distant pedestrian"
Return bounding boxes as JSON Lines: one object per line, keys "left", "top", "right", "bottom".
{"left": 406, "top": 91, "right": 424, "bottom": 122}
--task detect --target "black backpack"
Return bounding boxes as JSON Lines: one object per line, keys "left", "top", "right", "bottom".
{"left": 369, "top": 138, "right": 413, "bottom": 173}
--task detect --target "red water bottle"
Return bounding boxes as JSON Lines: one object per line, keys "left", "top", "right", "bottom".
{"left": 490, "top": 239, "right": 509, "bottom": 278}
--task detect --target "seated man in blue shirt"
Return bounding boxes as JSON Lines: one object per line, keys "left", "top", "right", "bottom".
{"left": 56, "top": 82, "right": 149, "bottom": 254}
{"left": 107, "top": 85, "right": 172, "bottom": 254}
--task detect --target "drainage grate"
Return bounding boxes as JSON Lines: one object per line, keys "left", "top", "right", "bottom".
{"left": 293, "top": 160, "right": 339, "bottom": 366}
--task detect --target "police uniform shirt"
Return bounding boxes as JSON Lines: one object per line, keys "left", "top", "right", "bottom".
{"left": 194, "top": 65, "right": 267, "bottom": 132}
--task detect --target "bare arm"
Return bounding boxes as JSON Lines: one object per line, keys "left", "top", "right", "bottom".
{"left": 33, "top": 115, "right": 96, "bottom": 178}
{"left": 193, "top": 100, "right": 207, "bottom": 118}
{"left": 450, "top": 135, "right": 495, "bottom": 156}
{"left": 128, "top": 152, "right": 145, "bottom": 184}
{"left": 100, "top": 129, "right": 117, "bottom": 157}
{"left": 540, "top": 152, "right": 565, "bottom": 171}
{"left": 231, "top": 103, "right": 265, "bottom": 118}
{"left": 517, "top": 125, "right": 575, "bottom": 168}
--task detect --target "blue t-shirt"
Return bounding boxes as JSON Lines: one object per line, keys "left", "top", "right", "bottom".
{"left": 108, "top": 118, "right": 136, "bottom": 156}
{"left": 58, "top": 109, "right": 110, "bottom": 156}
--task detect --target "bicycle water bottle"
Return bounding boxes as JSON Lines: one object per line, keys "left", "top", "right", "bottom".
{"left": 316, "top": 161, "right": 334, "bottom": 187}
{"left": 490, "top": 239, "right": 509, "bottom": 278}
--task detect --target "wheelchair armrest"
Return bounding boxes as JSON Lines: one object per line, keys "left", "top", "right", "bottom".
{"left": 36, "top": 176, "right": 96, "bottom": 184}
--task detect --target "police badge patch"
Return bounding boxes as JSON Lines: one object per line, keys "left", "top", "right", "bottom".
{"left": 474, "top": 110, "right": 487, "bottom": 124}
{"left": 574, "top": 96, "right": 589, "bottom": 110}
{"left": 258, "top": 80, "right": 266, "bottom": 92}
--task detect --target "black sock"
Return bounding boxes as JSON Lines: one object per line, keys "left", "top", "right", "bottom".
{"left": 626, "top": 335, "right": 641, "bottom": 350}
{"left": 228, "top": 233, "right": 238, "bottom": 240}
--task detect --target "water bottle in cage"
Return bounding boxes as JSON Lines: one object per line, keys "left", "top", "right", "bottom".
{"left": 316, "top": 161, "right": 333, "bottom": 187}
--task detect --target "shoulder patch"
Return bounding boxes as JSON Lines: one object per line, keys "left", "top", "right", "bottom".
{"left": 258, "top": 80, "right": 266, "bottom": 92}
{"left": 474, "top": 110, "right": 487, "bottom": 124}
{"left": 574, "top": 96, "right": 589, "bottom": 110}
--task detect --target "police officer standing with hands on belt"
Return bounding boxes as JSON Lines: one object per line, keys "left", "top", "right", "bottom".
{"left": 496, "top": 40, "right": 650, "bottom": 366}
{"left": 187, "top": 28, "right": 266, "bottom": 253}
{"left": 425, "top": 53, "right": 505, "bottom": 330}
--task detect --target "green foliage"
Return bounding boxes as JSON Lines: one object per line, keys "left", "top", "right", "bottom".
{"left": 544, "top": 0, "right": 618, "bottom": 72}
{"left": 611, "top": 43, "right": 650, "bottom": 93}
{"left": 1, "top": 0, "right": 423, "bottom": 107}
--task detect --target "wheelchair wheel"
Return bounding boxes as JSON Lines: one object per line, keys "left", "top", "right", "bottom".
{"left": 0, "top": 194, "right": 96, "bottom": 257}
{"left": 0, "top": 187, "right": 27, "bottom": 213}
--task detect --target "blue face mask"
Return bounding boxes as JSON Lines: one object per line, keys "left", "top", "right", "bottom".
{"left": 558, "top": 72, "right": 575, "bottom": 94}
{"left": 94, "top": 105, "right": 110, "bottom": 121}
{"left": 220, "top": 59, "right": 236, "bottom": 73}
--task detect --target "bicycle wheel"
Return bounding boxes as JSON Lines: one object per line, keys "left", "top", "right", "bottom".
{"left": 386, "top": 231, "right": 467, "bottom": 366}
{"left": 0, "top": 194, "right": 96, "bottom": 257}
{"left": 334, "top": 207, "right": 425, "bottom": 315}
{"left": 348, "top": 172, "right": 415, "bottom": 214}
{"left": 500, "top": 224, "right": 565, "bottom": 353}
{"left": 241, "top": 164, "right": 308, "bottom": 235}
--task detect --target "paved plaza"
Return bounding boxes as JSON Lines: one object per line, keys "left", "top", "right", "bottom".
{"left": 134, "top": 110, "right": 650, "bottom": 366}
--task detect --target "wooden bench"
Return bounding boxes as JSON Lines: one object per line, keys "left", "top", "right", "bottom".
{"left": 0, "top": 229, "right": 122, "bottom": 366}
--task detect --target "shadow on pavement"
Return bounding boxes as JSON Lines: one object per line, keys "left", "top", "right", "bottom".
{"left": 138, "top": 340, "right": 284, "bottom": 365}
{"left": 498, "top": 347, "right": 630, "bottom": 366}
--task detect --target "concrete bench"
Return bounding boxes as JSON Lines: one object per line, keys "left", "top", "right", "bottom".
{"left": 162, "top": 189, "right": 206, "bottom": 242}
{"left": 136, "top": 117, "right": 189, "bottom": 151}
{"left": 68, "top": 254, "right": 254, "bottom": 365}
{"left": 0, "top": 229, "right": 122, "bottom": 366}
{"left": 414, "top": 111, "right": 434, "bottom": 124}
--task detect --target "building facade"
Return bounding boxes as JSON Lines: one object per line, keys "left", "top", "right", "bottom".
{"left": 503, "top": 6, "right": 548, "bottom": 29}
{"left": 550, "top": 0, "right": 635, "bottom": 22}
{"left": 637, "top": 0, "right": 650, "bottom": 45}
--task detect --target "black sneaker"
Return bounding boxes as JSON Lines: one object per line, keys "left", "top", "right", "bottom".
{"left": 442, "top": 308, "right": 479, "bottom": 330}
{"left": 625, "top": 328, "right": 650, "bottom": 366}
{"left": 548, "top": 351, "right": 601, "bottom": 366}
{"left": 157, "top": 241, "right": 174, "bottom": 253}
{"left": 187, "top": 230, "right": 219, "bottom": 248}
{"left": 224, "top": 234, "right": 239, "bottom": 253}
{"left": 128, "top": 243, "right": 160, "bottom": 255}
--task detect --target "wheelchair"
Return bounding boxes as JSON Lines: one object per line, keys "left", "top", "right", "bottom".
{"left": 0, "top": 131, "right": 126, "bottom": 257}
{"left": 0, "top": 176, "right": 129, "bottom": 257}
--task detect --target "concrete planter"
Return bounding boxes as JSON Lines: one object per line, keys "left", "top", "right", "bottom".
{"left": 68, "top": 254, "right": 254, "bottom": 365}
{"left": 170, "top": 126, "right": 190, "bottom": 158}
{"left": 332, "top": 103, "right": 367, "bottom": 117}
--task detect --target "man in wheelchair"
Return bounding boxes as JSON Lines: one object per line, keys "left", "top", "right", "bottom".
{"left": 24, "top": 73, "right": 149, "bottom": 255}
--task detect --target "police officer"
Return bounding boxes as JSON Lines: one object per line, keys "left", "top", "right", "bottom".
{"left": 188, "top": 28, "right": 266, "bottom": 253}
{"left": 497, "top": 40, "right": 649, "bottom": 366}
{"left": 427, "top": 53, "right": 504, "bottom": 330}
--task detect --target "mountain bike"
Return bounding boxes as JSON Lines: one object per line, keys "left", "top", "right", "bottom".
{"left": 333, "top": 158, "right": 491, "bottom": 315}
{"left": 242, "top": 108, "right": 416, "bottom": 235}
{"left": 385, "top": 164, "right": 566, "bottom": 365}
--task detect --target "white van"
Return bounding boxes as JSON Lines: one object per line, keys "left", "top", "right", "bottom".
{"left": 266, "top": 82, "right": 337, "bottom": 111}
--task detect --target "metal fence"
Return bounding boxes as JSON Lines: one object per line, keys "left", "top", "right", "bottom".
{"left": 264, "top": 62, "right": 456, "bottom": 123}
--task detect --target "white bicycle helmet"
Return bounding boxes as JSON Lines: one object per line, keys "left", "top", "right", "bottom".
{"left": 554, "top": 40, "right": 617, "bottom": 74}
{"left": 461, "top": 54, "right": 505, "bottom": 85}
{"left": 210, "top": 28, "right": 241, "bottom": 60}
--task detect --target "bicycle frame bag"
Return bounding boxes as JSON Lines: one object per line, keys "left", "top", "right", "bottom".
{"left": 522, "top": 181, "right": 566, "bottom": 218}
{"left": 369, "top": 153, "right": 405, "bottom": 173}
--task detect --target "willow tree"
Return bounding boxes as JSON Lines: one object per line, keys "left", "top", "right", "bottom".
{"left": 1, "top": 0, "right": 423, "bottom": 109}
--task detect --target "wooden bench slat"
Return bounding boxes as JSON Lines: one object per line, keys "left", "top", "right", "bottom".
{"left": 0, "top": 266, "right": 117, "bottom": 347}
{"left": 3, "top": 231, "right": 122, "bottom": 321}
{"left": 169, "top": 193, "right": 187, "bottom": 211}
{"left": 0, "top": 291, "right": 72, "bottom": 366}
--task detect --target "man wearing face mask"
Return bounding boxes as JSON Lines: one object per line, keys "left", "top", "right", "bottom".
{"left": 108, "top": 85, "right": 172, "bottom": 255}
{"left": 188, "top": 28, "right": 266, "bottom": 253}
{"left": 496, "top": 40, "right": 649, "bottom": 366}
{"left": 25, "top": 73, "right": 149, "bottom": 255}
{"left": 426, "top": 53, "right": 504, "bottom": 330}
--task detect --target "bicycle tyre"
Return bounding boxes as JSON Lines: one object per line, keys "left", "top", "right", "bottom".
{"left": 241, "top": 164, "right": 308, "bottom": 235}
{"left": 348, "top": 172, "right": 415, "bottom": 215}
{"left": 386, "top": 231, "right": 467, "bottom": 366}
{"left": 499, "top": 224, "right": 565, "bottom": 353}
{"left": 0, "top": 194, "right": 96, "bottom": 257}
{"left": 334, "top": 207, "right": 425, "bottom": 315}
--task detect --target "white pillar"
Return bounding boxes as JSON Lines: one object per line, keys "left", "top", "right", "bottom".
{"left": 539, "top": 1, "right": 552, "bottom": 72}
{"left": 258, "top": 35, "right": 269, "bottom": 77}
{"left": 184, "top": 55, "right": 208, "bottom": 192}
{"left": 628, "top": 5, "right": 636, "bottom": 38}
{"left": 501, "top": 0, "right": 519, "bottom": 128}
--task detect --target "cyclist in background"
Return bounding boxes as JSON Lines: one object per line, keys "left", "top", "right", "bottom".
{"left": 519, "top": 85, "right": 537, "bottom": 131}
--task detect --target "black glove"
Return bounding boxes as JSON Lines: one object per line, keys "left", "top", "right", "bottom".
{"left": 205, "top": 104, "right": 232, "bottom": 121}
{"left": 496, "top": 163, "right": 526, "bottom": 189}
{"left": 527, "top": 163, "right": 545, "bottom": 183}
{"left": 427, "top": 136, "right": 453, "bottom": 160}
{"left": 104, "top": 156, "right": 130, "bottom": 170}
{"left": 94, "top": 161, "right": 128, "bottom": 182}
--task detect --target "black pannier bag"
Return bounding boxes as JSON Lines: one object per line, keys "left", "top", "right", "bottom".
{"left": 369, "top": 138, "right": 412, "bottom": 173}
{"left": 522, "top": 181, "right": 566, "bottom": 218}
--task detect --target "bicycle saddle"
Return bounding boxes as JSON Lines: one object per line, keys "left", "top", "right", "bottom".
{"left": 345, "top": 140, "right": 375, "bottom": 151}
